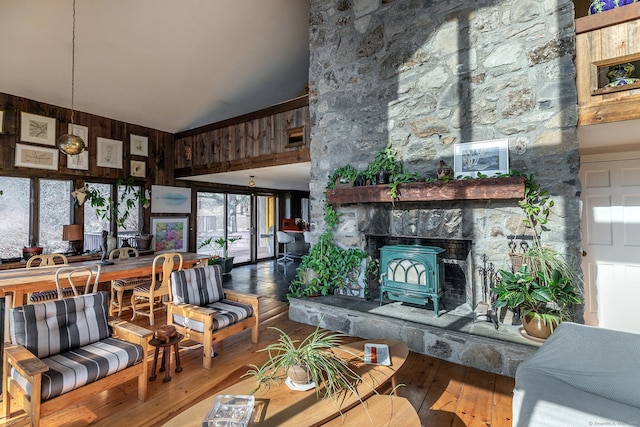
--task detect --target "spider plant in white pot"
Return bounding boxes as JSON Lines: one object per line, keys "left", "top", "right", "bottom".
{"left": 244, "top": 326, "right": 363, "bottom": 400}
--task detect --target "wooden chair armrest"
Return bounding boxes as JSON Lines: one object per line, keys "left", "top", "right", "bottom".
{"left": 4, "top": 344, "right": 48, "bottom": 378}
{"left": 109, "top": 319, "right": 153, "bottom": 345}
{"left": 223, "top": 289, "right": 261, "bottom": 307}
{"left": 166, "top": 301, "right": 216, "bottom": 322}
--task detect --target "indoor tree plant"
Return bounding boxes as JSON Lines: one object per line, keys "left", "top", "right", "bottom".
{"left": 244, "top": 325, "right": 363, "bottom": 399}
{"left": 198, "top": 235, "right": 242, "bottom": 274}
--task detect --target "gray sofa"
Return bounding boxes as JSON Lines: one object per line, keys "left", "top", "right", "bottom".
{"left": 513, "top": 322, "right": 640, "bottom": 426}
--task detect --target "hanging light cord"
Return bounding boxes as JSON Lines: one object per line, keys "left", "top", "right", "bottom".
{"left": 70, "top": 0, "right": 77, "bottom": 126}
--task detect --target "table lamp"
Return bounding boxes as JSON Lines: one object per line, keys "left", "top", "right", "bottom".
{"left": 62, "top": 224, "right": 84, "bottom": 255}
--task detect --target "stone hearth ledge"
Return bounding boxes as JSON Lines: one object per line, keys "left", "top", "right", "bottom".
{"left": 289, "top": 296, "right": 538, "bottom": 377}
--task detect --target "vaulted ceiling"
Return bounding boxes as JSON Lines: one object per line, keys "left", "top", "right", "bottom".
{"left": 0, "top": 0, "right": 311, "bottom": 190}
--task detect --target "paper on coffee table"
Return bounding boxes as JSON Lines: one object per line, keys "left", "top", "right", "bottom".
{"left": 364, "top": 343, "right": 391, "bottom": 366}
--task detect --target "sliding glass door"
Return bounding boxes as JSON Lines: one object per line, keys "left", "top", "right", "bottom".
{"left": 197, "top": 191, "right": 276, "bottom": 265}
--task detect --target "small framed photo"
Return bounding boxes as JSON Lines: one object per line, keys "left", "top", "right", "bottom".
{"left": 151, "top": 217, "right": 188, "bottom": 253}
{"left": 67, "top": 151, "right": 89, "bottom": 170}
{"left": 130, "top": 134, "right": 148, "bottom": 157}
{"left": 20, "top": 112, "right": 56, "bottom": 146}
{"left": 96, "top": 137, "right": 123, "bottom": 169}
{"left": 131, "top": 160, "right": 146, "bottom": 177}
{"left": 68, "top": 123, "right": 88, "bottom": 142}
{"left": 15, "top": 143, "right": 59, "bottom": 170}
{"left": 0, "top": 110, "right": 4, "bottom": 133}
{"left": 454, "top": 138, "right": 509, "bottom": 178}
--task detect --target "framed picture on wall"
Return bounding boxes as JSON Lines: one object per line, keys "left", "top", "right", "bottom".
{"left": 130, "top": 134, "right": 148, "bottom": 157}
{"left": 67, "top": 151, "right": 89, "bottom": 170}
{"left": 151, "top": 185, "right": 191, "bottom": 213}
{"left": 0, "top": 110, "right": 4, "bottom": 133}
{"left": 68, "top": 123, "right": 88, "bottom": 143}
{"left": 15, "top": 143, "right": 59, "bottom": 170}
{"left": 453, "top": 138, "right": 509, "bottom": 178}
{"left": 20, "top": 112, "right": 56, "bottom": 146}
{"left": 131, "top": 160, "right": 146, "bottom": 177}
{"left": 151, "top": 217, "right": 188, "bottom": 253}
{"left": 96, "top": 137, "right": 123, "bottom": 169}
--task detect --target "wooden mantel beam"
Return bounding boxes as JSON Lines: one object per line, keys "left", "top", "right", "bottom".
{"left": 326, "top": 177, "right": 525, "bottom": 204}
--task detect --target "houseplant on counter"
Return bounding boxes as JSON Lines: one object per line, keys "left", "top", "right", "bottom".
{"left": 244, "top": 325, "right": 363, "bottom": 399}
{"left": 198, "top": 235, "right": 242, "bottom": 274}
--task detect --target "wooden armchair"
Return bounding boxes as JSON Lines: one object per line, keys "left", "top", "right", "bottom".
{"left": 3, "top": 292, "right": 152, "bottom": 427}
{"left": 166, "top": 265, "right": 260, "bottom": 368}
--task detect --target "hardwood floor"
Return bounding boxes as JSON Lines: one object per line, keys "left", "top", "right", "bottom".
{"left": 0, "top": 297, "right": 514, "bottom": 426}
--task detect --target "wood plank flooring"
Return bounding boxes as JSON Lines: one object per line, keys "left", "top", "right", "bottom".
{"left": 0, "top": 297, "right": 514, "bottom": 426}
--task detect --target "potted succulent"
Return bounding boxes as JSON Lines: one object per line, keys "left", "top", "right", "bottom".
{"left": 198, "top": 235, "right": 242, "bottom": 274}
{"left": 244, "top": 325, "right": 362, "bottom": 399}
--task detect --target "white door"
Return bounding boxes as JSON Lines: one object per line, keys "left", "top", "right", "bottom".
{"left": 580, "top": 154, "right": 640, "bottom": 333}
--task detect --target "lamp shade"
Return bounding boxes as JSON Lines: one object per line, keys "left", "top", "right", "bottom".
{"left": 62, "top": 224, "right": 83, "bottom": 241}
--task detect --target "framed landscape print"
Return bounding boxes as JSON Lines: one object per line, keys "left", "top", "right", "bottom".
{"left": 15, "top": 143, "right": 59, "bottom": 170}
{"left": 96, "top": 137, "right": 123, "bottom": 169}
{"left": 131, "top": 160, "right": 146, "bottom": 177}
{"left": 67, "top": 151, "right": 89, "bottom": 170}
{"left": 151, "top": 217, "right": 188, "bottom": 253}
{"left": 130, "top": 134, "right": 149, "bottom": 157}
{"left": 454, "top": 138, "right": 509, "bottom": 178}
{"left": 20, "top": 112, "right": 56, "bottom": 146}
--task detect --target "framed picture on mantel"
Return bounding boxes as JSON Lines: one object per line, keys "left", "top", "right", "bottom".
{"left": 454, "top": 138, "right": 509, "bottom": 178}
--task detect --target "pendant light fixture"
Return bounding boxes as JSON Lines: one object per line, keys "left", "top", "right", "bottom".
{"left": 57, "top": 0, "right": 86, "bottom": 156}
{"left": 249, "top": 176, "right": 256, "bottom": 187}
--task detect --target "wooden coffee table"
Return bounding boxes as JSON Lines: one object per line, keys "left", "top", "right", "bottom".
{"left": 163, "top": 339, "right": 409, "bottom": 427}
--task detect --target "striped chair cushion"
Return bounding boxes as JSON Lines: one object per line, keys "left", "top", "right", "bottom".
{"left": 11, "top": 292, "right": 110, "bottom": 359}
{"left": 171, "top": 265, "right": 224, "bottom": 306}
{"left": 11, "top": 337, "right": 144, "bottom": 401}
{"left": 28, "top": 288, "right": 77, "bottom": 303}
{"left": 172, "top": 299, "right": 254, "bottom": 334}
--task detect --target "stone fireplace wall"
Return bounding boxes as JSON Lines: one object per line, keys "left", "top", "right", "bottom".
{"left": 308, "top": 0, "right": 582, "bottom": 318}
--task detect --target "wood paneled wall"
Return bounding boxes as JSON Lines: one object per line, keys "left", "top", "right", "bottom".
{"left": 0, "top": 92, "right": 174, "bottom": 185}
{"left": 173, "top": 95, "right": 310, "bottom": 178}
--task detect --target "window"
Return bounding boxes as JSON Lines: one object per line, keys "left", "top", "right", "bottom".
{"left": 0, "top": 177, "right": 30, "bottom": 259}
{"left": 39, "top": 179, "right": 72, "bottom": 254}
{"left": 197, "top": 192, "right": 225, "bottom": 255}
{"left": 83, "top": 182, "right": 111, "bottom": 252}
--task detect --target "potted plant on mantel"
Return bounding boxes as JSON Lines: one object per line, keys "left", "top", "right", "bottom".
{"left": 244, "top": 325, "right": 363, "bottom": 399}
{"left": 198, "top": 235, "right": 242, "bottom": 274}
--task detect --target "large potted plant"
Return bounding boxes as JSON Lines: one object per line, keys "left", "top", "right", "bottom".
{"left": 198, "top": 235, "right": 242, "bottom": 274}
{"left": 287, "top": 231, "right": 367, "bottom": 298}
{"left": 494, "top": 261, "right": 581, "bottom": 340}
{"left": 244, "top": 325, "right": 362, "bottom": 399}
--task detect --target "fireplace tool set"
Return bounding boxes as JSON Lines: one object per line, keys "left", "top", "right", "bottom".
{"left": 473, "top": 254, "right": 499, "bottom": 329}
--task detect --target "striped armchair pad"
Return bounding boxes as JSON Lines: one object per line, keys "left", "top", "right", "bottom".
{"left": 172, "top": 300, "right": 254, "bottom": 334}
{"left": 28, "top": 288, "right": 78, "bottom": 303}
{"left": 171, "top": 265, "right": 224, "bottom": 306}
{"left": 11, "top": 292, "right": 110, "bottom": 359}
{"left": 11, "top": 337, "right": 144, "bottom": 401}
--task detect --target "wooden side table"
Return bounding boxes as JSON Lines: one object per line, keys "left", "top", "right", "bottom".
{"left": 149, "top": 333, "right": 184, "bottom": 382}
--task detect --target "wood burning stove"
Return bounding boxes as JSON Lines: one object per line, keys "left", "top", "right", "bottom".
{"left": 379, "top": 245, "right": 445, "bottom": 317}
